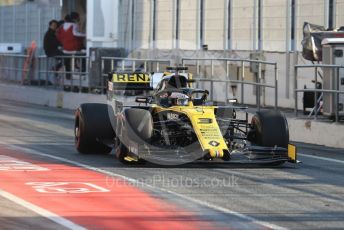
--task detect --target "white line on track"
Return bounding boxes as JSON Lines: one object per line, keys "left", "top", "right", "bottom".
{"left": 0, "top": 189, "right": 85, "bottom": 230}
{"left": 299, "top": 153, "right": 344, "bottom": 164}
{"left": 8, "top": 144, "right": 288, "bottom": 230}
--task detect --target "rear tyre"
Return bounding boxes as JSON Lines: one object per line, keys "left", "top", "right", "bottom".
{"left": 75, "top": 103, "right": 115, "bottom": 154}
{"left": 249, "top": 110, "right": 289, "bottom": 148}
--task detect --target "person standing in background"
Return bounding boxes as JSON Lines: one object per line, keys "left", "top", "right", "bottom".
{"left": 43, "top": 20, "right": 63, "bottom": 72}
{"left": 56, "top": 13, "right": 86, "bottom": 79}
{"left": 56, "top": 12, "right": 85, "bottom": 52}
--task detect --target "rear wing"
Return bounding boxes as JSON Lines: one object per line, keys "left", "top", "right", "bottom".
{"left": 108, "top": 71, "right": 193, "bottom": 91}
{"left": 108, "top": 72, "right": 152, "bottom": 91}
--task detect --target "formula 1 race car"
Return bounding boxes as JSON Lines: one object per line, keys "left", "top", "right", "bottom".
{"left": 74, "top": 67, "right": 297, "bottom": 165}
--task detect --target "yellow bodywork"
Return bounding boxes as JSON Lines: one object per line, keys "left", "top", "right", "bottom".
{"left": 288, "top": 144, "right": 297, "bottom": 163}
{"left": 153, "top": 102, "right": 228, "bottom": 158}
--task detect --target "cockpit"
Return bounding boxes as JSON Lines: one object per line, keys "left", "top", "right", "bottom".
{"left": 134, "top": 67, "right": 209, "bottom": 107}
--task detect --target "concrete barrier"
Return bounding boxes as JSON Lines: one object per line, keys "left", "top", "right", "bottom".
{"left": 0, "top": 83, "right": 107, "bottom": 110}
{"left": 0, "top": 83, "right": 343, "bottom": 149}
{"left": 289, "top": 119, "right": 344, "bottom": 149}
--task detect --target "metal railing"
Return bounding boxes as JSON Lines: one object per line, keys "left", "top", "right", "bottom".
{"left": 181, "top": 58, "right": 279, "bottom": 110}
{"left": 37, "top": 54, "right": 89, "bottom": 92}
{"left": 1, "top": 54, "right": 281, "bottom": 111}
{"left": 0, "top": 54, "right": 28, "bottom": 83}
{"left": 294, "top": 64, "right": 344, "bottom": 122}
{"left": 1, "top": 54, "right": 171, "bottom": 93}
{"left": 0, "top": 53, "right": 90, "bottom": 92}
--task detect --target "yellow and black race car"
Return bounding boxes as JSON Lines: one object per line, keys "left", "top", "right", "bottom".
{"left": 74, "top": 67, "right": 297, "bottom": 166}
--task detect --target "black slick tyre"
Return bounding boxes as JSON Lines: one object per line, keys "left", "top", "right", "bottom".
{"left": 250, "top": 110, "right": 289, "bottom": 148}
{"left": 75, "top": 103, "right": 115, "bottom": 154}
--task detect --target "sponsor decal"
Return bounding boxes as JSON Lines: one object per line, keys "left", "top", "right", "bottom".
{"left": 198, "top": 118, "right": 212, "bottom": 124}
{"left": 112, "top": 73, "right": 150, "bottom": 83}
{"left": 208, "top": 141, "right": 220, "bottom": 147}
{"left": 200, "top": 128, "right": 222, "bottom": 140}
{"left": 167, "top": 113, "right": 179, "bottom": 120}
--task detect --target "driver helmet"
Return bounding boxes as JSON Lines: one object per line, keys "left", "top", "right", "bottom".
{"left": 169, "top": 92, "right": 189, "bottom": 99}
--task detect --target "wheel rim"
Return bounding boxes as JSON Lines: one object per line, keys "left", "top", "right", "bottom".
{"left": 75, "top": 121, "right": 80, "bottom": 145}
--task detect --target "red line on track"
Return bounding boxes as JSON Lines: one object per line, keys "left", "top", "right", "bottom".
{"left": 0, "top": 147, "right": 218, "bottom": 230}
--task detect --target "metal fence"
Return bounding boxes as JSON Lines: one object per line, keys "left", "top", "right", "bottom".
{"left": 0, "top": 54, "right": 277, "bottom": 110}
{"left": 37, "top": 54, "right": 90, "bottom": 92}
{"left": 0, "top": 54, "right": 172, "bottom": 93}
{"left": 181, "top": 58, "right": 279, "bottom": 110}
{"left": 294, "top": 64, "right": 344, "bottom": 122}
{"left": 0, "top": 54, "right": 27, "bottom": 83}
{"left": 0, "top": 53, "right": 90, "bottom": 92}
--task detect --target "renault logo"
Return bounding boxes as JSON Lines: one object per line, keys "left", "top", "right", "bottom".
{"left": 209, "top": 141, "right": 220, "bottom": 147}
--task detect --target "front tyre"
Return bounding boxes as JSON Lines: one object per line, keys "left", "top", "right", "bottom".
{"left": 248, "top": 110, "right": 289, "bottom": 166}
{"left": 249, "top": 110, "right": 289, "bottom": 148}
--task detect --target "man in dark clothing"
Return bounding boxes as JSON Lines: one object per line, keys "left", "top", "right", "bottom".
{"left": 44, "top": 20, "right": 63, "bottom": 73}
{"left": 44, "top": 20, "right": 63, "bottom": 57}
